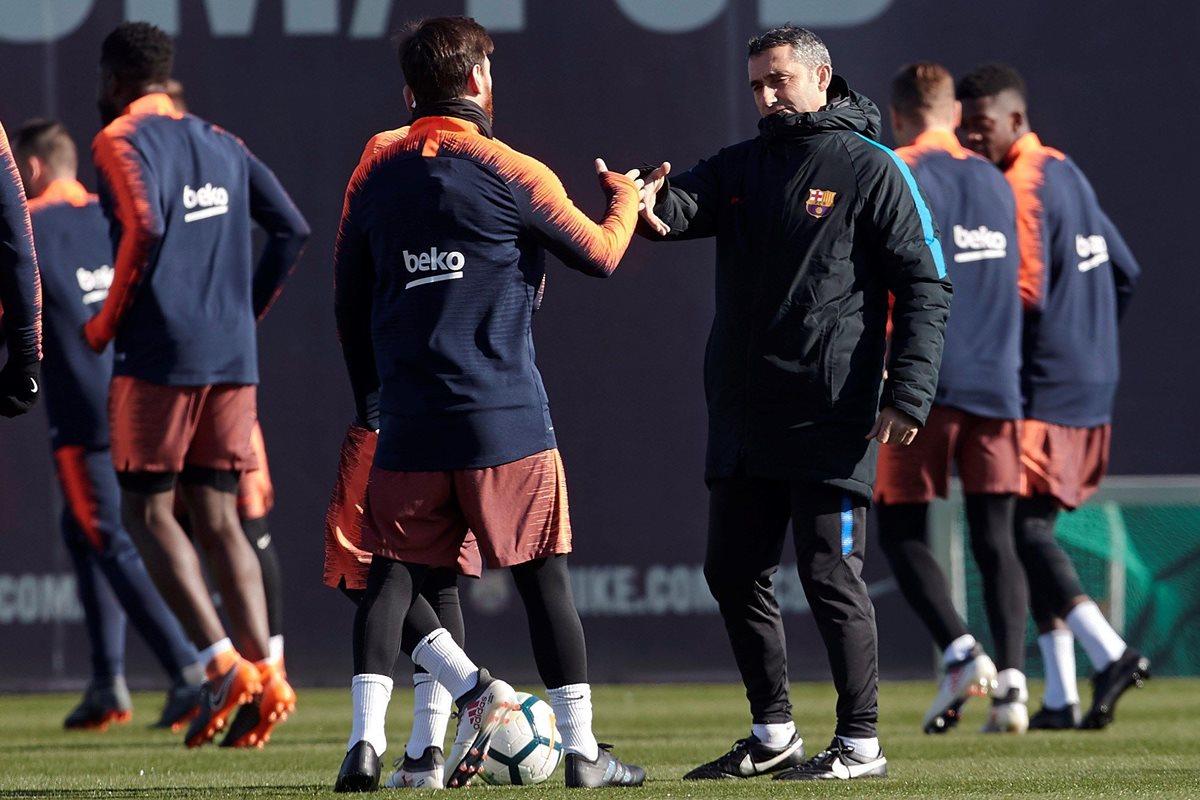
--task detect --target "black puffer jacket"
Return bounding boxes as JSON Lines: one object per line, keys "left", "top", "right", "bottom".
{"left": 645, "top": 77, "right": 952, "bottom": 499}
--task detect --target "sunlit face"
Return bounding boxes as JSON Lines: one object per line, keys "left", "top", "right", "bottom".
{"left": 748, "top": 45, "right": 828, "bottom": 118}
{"left": 958, "top": 91, "right": 1022, "bottom": 166}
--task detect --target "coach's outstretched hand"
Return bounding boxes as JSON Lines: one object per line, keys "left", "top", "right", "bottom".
{"left": 868, "top": 406, "right": 920, "bottom": 445}
{"left": 635, "top": 162, "right": 671, "bottom": 236}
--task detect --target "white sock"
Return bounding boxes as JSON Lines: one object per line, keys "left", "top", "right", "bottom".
{"left": 750, "top": 721, "right": 796, "bottom": 749}
{"left": 546, "top": 683, "right": 599, "bottom": 761}
{"left": 411, "top": 628, "right": 479, "bottom": 701}
{"left": 837, "top": 736, "right": 880, "bottom": 759}
{"left": 269, "top": 635, "right": 285, "bottom": 665}
{"left": 349, "top": 673, "right": 393, "bottom": 755}
{"left": 943, "top": 634, "right": 977, "bottom": 666}
{"left": 198, "top": 637, "right": 234, "bottom": 666}
{"left": 995, "top": 668, "right": 1028, "bottom": 702}
{"left": 179, "top": 661, "right": 205, "bottom": 687}
{"left": 1065, "top": 601, "right": 1126, "bottom": 671}
{"left": 1039, "top": 630, "right": 1080, "bottom": 708}
{"left": 407, "top": 672, "right": 453, "bottom": 759}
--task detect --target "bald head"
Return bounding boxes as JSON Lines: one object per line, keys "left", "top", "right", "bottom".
{"left": 890, "top": 62, "right": 959, "bottom": 146}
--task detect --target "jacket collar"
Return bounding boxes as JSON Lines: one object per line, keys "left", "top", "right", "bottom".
{"left": 122, "top": 92, "right": 182, "bottom": 120}
{"left": 408, "top": 115, "right": 486, "bottom": 138}
{"left": 758, "top": 75, "right": 882, "bottom": 141}
{"left": 35, "top": 178, "right": 90, "bottom": 207}
{"left": 911, "top": 128, "right": 967, "bottom": 155}
{"left": 1003, "top": 131, "right": 1042, "bottom": 168}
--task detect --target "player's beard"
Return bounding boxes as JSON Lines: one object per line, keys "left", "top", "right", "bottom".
{"left": 483, "top": 88, "right": 494, "bottom": 125}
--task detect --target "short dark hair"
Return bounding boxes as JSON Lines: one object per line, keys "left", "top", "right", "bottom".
{"left": 956, "top": 63, "right": 1026, "bottom": 102}
{"left": 100, "top": 21, "right": 174, "bottom": 84}
{"left": 398, "top": 16, "right": 494, "bottom": 106}
{"left": 747, "top": 25, "right": 830, "bottom": 71}
{"left": 12, "top": 118, "right": 76, "bottom": 174}
{"left": 891, "top": 62, "right": 955, "bottom": 119}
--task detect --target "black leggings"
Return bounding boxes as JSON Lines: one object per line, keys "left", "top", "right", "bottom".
{"left": 510, "top": 555, "right": 587, "bottom": 689}
{"left": 352, "top": 555, "right": 586, "bottom": 689}
{"left": 877, "top": 495, "right": 1027, "bottom": 671}
{"left": 353, "top": 560, "right": 439, "bottom": 676}
{"left": 1014, "top": 496, "right": 1086, "bottom": 628}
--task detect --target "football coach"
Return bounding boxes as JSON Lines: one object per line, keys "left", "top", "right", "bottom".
{"left": 634, "top": 25, "right": 952, "bottom": 781}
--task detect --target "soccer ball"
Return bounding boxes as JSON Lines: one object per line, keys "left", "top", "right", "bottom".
{"left": 479, "top": 692, "right": 563, "bottom": 785}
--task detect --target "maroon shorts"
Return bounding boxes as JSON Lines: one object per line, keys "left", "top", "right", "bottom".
{"left": 109, "top": 376, "right": 258, "bottom": 474}
{"left": 324, "top": 426, "right": 482, "bottom": 590}
{"left": 1020, "top": 419, "right": 1111, "bottom": 510}
{"left": 361, "top": 448, "right": 572, "bottom": 571}
{"left": 875, "top": 405, "right": 1021, "bottom": 504}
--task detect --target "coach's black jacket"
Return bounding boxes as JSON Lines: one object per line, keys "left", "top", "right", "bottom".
{"left": 643, "top": 77, "right": 952, "bottom": 499}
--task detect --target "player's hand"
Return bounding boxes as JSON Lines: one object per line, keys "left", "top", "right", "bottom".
{"left": 0, "top": 360, "right": 41, "bottom": 418}
{"left": 594, "top": 158, "right": 645, "bottom": 190}
{"left": 867, "top": 406, "right": 920, "bottom": 445}
{"left": 637, "top": 161, "right": 671, "bottom": 236}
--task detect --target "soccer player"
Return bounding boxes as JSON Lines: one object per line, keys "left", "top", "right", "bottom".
{"left": 958, "top": 63, "right": 1146, "bottom": 730}
{"left": 158, "top": 78, "right": 292, "bottom": 685}
{"left": 877, "top": 63, "right": 1029, "bottom": 734}
{"left": 325, "top": 419, "right": 481, "bottom": 790}
{"left": 635, "top": 26, "right": 951, "bottom": 780}
{"left": 0, "top": 120, "right": 41, "bottom": 419}
{"left": 332, "top": 15, "right": 645, "bottom": 791}
{"left": 13, "top": 118, "right": 206, "bottom": 731}
{"left": 88, "top": 21, "right": 309, "bottom": 747}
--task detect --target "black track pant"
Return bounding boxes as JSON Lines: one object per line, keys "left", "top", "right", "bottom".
{"left": 878, "top": 495, "right": 1028, "bottom": 670}
{"left": 1014, "top": 495, "right": 1086, "bottom": 627}
{"left": 353, "top": 555, "right": 586, "bottom": 690}
{"left": 705, "top": 477, "right": 878, "bottom": 738}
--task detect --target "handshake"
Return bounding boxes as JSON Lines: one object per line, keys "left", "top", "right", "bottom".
{"left": 595, "top": 158, "right": 672, "bottom": 237}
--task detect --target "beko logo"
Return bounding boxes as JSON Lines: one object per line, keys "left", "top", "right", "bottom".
{"left": 403, "top": 248, "right": 465, "bottom": 289}
{"left": 182, "top": 183, "right": 229, "bottom": 223}
{"left": 1076, "top": 234, "right": 1109, "bottom": 272}
{"left": 76, "top": 264, "right": 113, "bottom": 305}
{"left": 0, "top": 2, "right": 892, "bottom": 43}
{"left": 952, "top": 224, "right": 1008, "bottom": 263}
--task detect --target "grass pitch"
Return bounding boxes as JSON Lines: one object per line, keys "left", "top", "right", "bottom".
{"left": 0, "top": 679, "right": 1197, "bottom": 798}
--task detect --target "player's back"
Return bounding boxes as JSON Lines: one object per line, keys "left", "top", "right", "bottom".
{"left": 900, "top": 129, "right": 1021, "bottom": 420}
{"left": 1004, "top": 132, "right": 1139, "bottom": 426}
{"left": 93, "top": 93, "right": 258, "bottom": 386}
{"left": 347, "top": 118, "right": 552, "bottom": 470}
{"left": 28, "top": 181, "right": 113, "bottom": 447}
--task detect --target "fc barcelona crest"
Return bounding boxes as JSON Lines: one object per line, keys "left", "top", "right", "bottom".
{"left": 806, "top": 188, "right": 837, "bottom": 219}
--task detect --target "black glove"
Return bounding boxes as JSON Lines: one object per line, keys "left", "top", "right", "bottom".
{"left": 0, "top": 359, "right": 41, "bottom": 417}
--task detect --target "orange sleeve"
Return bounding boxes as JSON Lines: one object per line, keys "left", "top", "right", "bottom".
{"left": 85, "top": 125, "right": 164, "bottom": 351}
{"left": 1006, "top": 152, "right": 1050, "bottom": 310}
{"left": 54, "top": 446, "right": 105, "bottom": 551}
{"left": 459, "top": 139, "right": 639, "bottom": 277}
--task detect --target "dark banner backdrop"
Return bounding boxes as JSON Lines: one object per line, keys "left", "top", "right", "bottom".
{"left": 0, "top": 1, "right": 1195, "bottom": 689}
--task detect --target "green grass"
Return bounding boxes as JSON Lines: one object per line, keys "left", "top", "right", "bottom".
{"left": 1, "top": 680, "right": 1198, "bottom": 798}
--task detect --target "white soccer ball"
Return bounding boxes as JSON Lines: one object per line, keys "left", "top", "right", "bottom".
{"left": 480, "top": 692, "right": 563, "bottom": 785}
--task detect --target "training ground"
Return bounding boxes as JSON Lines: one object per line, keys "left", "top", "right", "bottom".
{"left": 0, "top": 679, "right": 1196, "bottom": 798}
